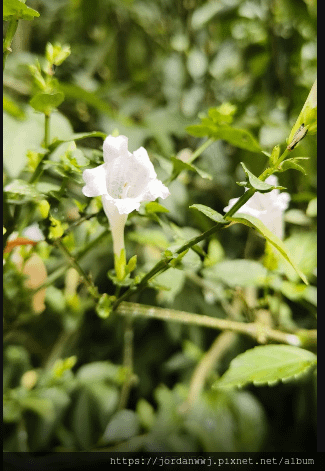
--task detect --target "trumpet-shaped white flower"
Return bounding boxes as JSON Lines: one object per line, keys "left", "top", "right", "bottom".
{"left": 82, "top": 135, "right": 170, "bottom": 278}
{"left": 224, "top": 175, "right": 290, "bottom": 239}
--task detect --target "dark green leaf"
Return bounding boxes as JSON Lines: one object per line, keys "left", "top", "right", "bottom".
{"left": 190, "top": 204, "right": 227, "bottom": 224}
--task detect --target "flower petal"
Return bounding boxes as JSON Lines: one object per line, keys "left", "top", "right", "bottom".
{"left": 140, "top": 179, "right": 170, "bottom": 202}
{"left": 111, "top": 147, "right": 157, "bottom": 198}
{"left": 133, "top": 147, "right": 157, "bottom": 179}
{"left": 113, "top": 198, "right": 141, "bottom": 215}
{"left": 82, "top": 164, "right": 108, "bottom": 197}
{"left": 103, "top": 135, "right": 129, "bottom": 164}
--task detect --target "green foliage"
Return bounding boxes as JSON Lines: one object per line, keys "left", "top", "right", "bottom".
{"left": 3, "top": 0, "right": 39, "bottom": 21}
{"left": 213, "top": 345, "right": 317, "bottom": 389}
{"left": 187, "top": 106, "right": 262, "bottom": 153}
{"left": 3, "top": 0, "right": 316, "bottom": 454}
{"left": 238, "top": 162, "right": 285, "bottom": 192}
{"left": 228, "top": 212, "right": 309, "bottom": 285}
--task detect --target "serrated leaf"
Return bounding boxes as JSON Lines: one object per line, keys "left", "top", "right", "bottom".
{"left": 240, "top": 163, "right": 285, "bottom": 192}
{"left": 30, "top": 91, "right": 65, "bottom": 115}
{"left": 4, "top": 0, "right": 40, "bottom": 20}
{"left": 228, "top": 212, "right": 308, "bottom": 285}
{"left": 213, "top": 345, "right": 317, "bottom": 389}
{"left": 190, "top": 204, "right": 227, "bottom": 224}
{"left": 279, "top": 158, "right": 309, "bottom": 175}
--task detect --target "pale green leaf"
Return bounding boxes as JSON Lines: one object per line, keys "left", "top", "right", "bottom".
{"left": 4, "top": 0, "right": 39, "bottom": 20}
{"left": 213, "top": 345, "right": 317, "bottom": 389}
{"left": 30, "top": 91, "right": 65, "bottom": 115}
{"left": 240, "top": 163, "right": 285, "bottom": 192}
{"left": 203, "top": 260, "right": 268, "bottom": 287}
{"left": 228, "top": 213, "right": 308, "bottom": 285}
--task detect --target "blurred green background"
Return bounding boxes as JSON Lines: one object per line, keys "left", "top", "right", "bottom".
{"left": 3, "top": 0, "right": 317, "bottom": 453}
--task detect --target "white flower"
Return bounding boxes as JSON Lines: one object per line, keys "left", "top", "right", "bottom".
{"left": 223, "top": 175, "right": 290, "bottom": 239}
{"left": 82, "top": 135, "right": 170, "bottom": 275}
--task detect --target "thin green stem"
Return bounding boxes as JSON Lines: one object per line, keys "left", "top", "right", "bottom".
{"left": 179, "top": 331, "right": 238, "bottom": 413}
{"left": 118, "top": 316, "right": 136, "bottom": 410}
{"left": 32, "top": 230, "right": 109, "bottom": 294}
{"left": 3, "top": 19, "right": 19, "bottom": 71}
{"left": 29, "top": 114, "right": 51, "bottom": 184}
{"left": 54, "top": 238, "right": 100, "bottom": 299}
{"left": 164, "top": 138, "right": 215, "bottom": 186}
{"left": 188, "top": 137, "right": 215, "bottom": 164}
{"left": 116, "top": 301, "right": 315, "bottom": 347}
{"left": 44, "top": 114, "right": 50, "bottom": 149}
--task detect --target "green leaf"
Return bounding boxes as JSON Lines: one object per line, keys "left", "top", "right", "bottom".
{"left": 48, "top": 131, "right": 106, "bottom": 153}
{"left": 96, "top": 293, "right": 116, "bottom": 319}
{"left": 100, "top": 409, "right": 140, "bottom": 445}
{"left": 76, "top": 361, "right": 123, "bottom": 384}
{"left": 191, "top": 2, "right": 235, "bottom": 30}
{"left": 213, "top": 345, "right": 317, "bottom": 389}
{"left": 4, "top": 0, "right": 40, "bottom": 20}
{"left": 30, "top": 91, "right": 65, "bottom": 115}
{"left": 306, "top": 197, "right": 317, "bottom": 217}
{"left": 190, "top": 204, "right": 227, "bottom": 224}
{"left": 278, "top": 157, "right": 309, "bottom": 175}
{"left": 278, "top": 231, "right": 317, "bottom": 283}
{"left": 228, "top": 212, "right": 309, "bottom": 285}
{"left": 4, "top": 179, "right": 42, "bottom": 203}
{"left": 187, "top": 123, "right": 262, "bottom": 153}
{"left": 208, "top": 103, "right": 237, "bottom": 124}
{"left": 186, "top": 124, "right": 212, "bottom": 137}
{"left": 3, "top": 95, "right": 25, "bottom": 120}
{"left": 240, "top": 163, "right": 285, "bottom": 192}
{"left": 203, "top": 260, "right": 269, "bottom": 288}
{"left": 145, "top": 202, "right": 169, "bottom": 214}
{"left": 171, "top": 157, "right": 212, "bottom": 180}
{"left": 19, "top": 396, "right": 55, "bottom": 420}
{"left": 214, "top": 125, "right": 262, "bottom": 153}
{"left": 45, "top": 42, "right": 71, "bottom": 66}
{"left": 128, "top": 229, "right": 170, "bottom": 249}
{"left": 270, "top": 145, "right": 280, "bottom": 166}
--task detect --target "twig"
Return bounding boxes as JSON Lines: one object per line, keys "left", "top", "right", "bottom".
{"left": 118, "top": 317, "right": 137, "bottom": 410}
{"left": 179, "top": 331, "right": 238, "bottom": 413}
{"left": 115, "top": 301, "right": 316, "bottom": 347}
